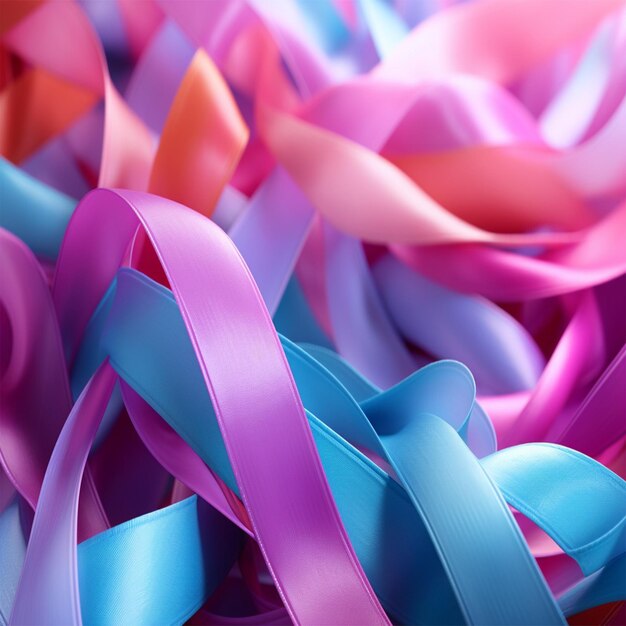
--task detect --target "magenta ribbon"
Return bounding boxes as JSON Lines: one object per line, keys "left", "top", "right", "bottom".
{"left": 23, "top": 188, "right": 389, "bottom": 625}
{"left": 2, "top": 0, "right": 626, "bottom": 623}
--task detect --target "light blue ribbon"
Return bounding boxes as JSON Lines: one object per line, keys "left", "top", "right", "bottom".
{"left": 0, "top": 158, "right": 75, "bottom": 261}
{"left": 71, "top": 269, "right": 625, "bottom": 624}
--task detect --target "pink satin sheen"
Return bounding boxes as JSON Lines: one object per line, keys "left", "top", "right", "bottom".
{"left": 258, "top": 106, "right": 585, "bottom": 247}
{"left": 2, "top": 0, "right": 155, "bottom": 190}
{"left": 2, "top": 0, "right": 626, "bottom": 623}
{"left": 52, "top": 188, "right": 389, "bottom": 626}
{"left": 0, "top": 229, "right": 108, "bottom": 541}
{"left": 393, "top": 200, "right": 626, "bottom": 301}
{"left": 375, "top": 0, "right": 624, "bottom": 84}
{"left": 499, "top": 294, "right": 604, "bottom": 447}
{"left": 10, "top": 361, "right": 117, "bottom": 625}
{"left": 120, "top": 382, "right": 254, "bottom": 536}
{"left": 557, "top": 346, "right": 626, "bottom": 457}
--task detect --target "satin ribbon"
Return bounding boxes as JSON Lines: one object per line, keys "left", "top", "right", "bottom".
{"left": 0, "top": 158, "right": 75, "bottom": 260}
{"left": 0, "top": 228, "right": 108, "bottom": 542}
{"left": 42, "top": 188, "right": 388, "bottom": 625}
{"left": 77, "top": 266, "right": 625, "bottom": 624}
{"left": 2, "top": 0, "right": 626, "bottom": 623}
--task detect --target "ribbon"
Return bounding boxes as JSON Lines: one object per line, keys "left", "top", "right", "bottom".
{"left": 2, "top": 0, "right": 626, "bottom": 623}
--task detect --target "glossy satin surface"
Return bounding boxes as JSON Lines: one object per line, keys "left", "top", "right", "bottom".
{"left": 2, "top": 0, "right": 626, "bottom": 624}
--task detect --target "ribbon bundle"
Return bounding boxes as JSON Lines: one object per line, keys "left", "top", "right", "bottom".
{"left": 1, "top": 0, "right": 626, "bottom": 624}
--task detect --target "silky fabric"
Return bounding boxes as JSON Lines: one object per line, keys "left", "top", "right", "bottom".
{"left": 82, "top": 267, "right": 625, "bottom": 624}
{"left": 49, "top": 189, "right": 389, "bottom": 626}
{"left": 2, "top": 1, "right": 626, "bottom": 623}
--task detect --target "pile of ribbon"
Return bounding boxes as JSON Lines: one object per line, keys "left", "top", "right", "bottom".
{"left": 1, "top": 0, "right": 626, "bottom": 624}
